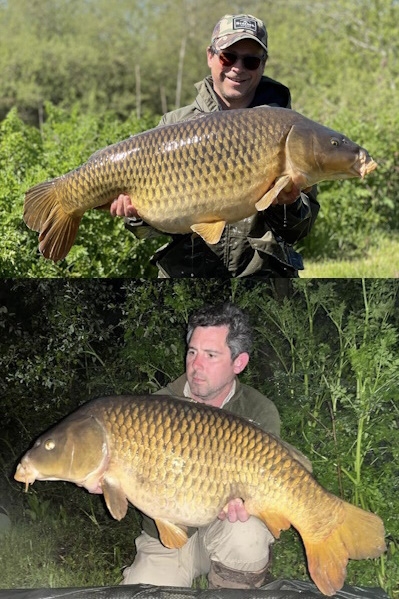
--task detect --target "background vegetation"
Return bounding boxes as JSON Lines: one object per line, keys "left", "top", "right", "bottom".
{"left": 0, "top": 0, "right": 398, "bottom": 276}
{"left": 1, "top": 279, "right": 398, "bottom": 596}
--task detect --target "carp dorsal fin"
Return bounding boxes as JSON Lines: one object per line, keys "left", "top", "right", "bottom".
{"left": 102, "top": 477, "right": 128, "bottom": 521}
{"left": 278, "top": 438, "right": 313, "bottom": 473}
{"left": 255, "top": 175, "right": 291, "bottom": 210}
{"left": 155, "top": 518, "right": 188, "bottom": 549}
{"left": 256, "top": 509, "right": 291, "bottom": 539}
{"left": 190, "top": 220, "right": 226, "bottom": 244}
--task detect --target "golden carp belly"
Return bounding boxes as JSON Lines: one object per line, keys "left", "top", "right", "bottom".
{"left": 23, "top": 106, "right": 377, "bottom": 262}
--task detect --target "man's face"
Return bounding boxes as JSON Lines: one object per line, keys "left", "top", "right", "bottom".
{"left": 207, "top": 38, "right": 265, "bottom": 110}
{"left": 186, "top": 325, "right": 248, "bottom": 406}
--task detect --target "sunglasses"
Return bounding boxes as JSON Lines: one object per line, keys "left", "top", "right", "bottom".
{"left": 212, "top": 48, "right": 265, "bottom": 71}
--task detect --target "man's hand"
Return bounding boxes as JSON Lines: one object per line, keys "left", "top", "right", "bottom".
{"left": 109, "top": 194, "right": 140, "bottom": 218}
{"left": 273, "top": 183, "right": 302, "bottom": 205}
{"left": 272, "top": 184, "right": 312, "bottom": 206}
{"left": 218, "top": 498, "right": 249, "bottom": 523}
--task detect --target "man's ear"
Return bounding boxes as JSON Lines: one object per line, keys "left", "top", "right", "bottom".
{"left": 206, "top": 46, "right": 214, "bottom": 68}
{"left": 233, "top": 352, "right": 250, "bottom": 375}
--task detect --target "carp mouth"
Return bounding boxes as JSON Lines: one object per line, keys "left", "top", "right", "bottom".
{"left": 14, "top": 461, "right": 39, "bottom": 491}
{"left": 355, "top": 149, "right": 378, "bottom": 179}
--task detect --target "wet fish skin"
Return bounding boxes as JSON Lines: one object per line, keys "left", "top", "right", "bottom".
{"left": 14, "top": 395, "right": 386, "bottom": 596}
{"left": 23, "top": 106, "right": 377, "bottom": 262}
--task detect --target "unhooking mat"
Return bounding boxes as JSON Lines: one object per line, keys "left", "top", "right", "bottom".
{"left": 0, "top": 579, "right": 389, "bottom": 599}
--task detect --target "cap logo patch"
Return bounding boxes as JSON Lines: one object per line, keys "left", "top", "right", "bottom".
{"left": 233, "top": 17, "right": 257, "bottom": 33}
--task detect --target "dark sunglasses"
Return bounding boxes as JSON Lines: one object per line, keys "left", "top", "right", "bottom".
{"left": 212, "top": 47, "right": 265, "bottom": 71}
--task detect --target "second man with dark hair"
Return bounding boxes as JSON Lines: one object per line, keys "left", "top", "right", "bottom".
{"left": 121, "top": 302, "right": 280, "bottom": 589}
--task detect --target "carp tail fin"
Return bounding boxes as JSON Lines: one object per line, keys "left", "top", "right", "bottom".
{"left": 24, "top": 180, "right": 81, "bottom": 262}
{"left": 304, "top": 501, "right": 386, "bottom": 596}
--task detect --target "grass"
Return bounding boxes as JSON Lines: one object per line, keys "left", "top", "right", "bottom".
{"left": 0, "top": 485, "right": 139, "bottom": 589}
{"left": 301, "top": 236, "right": 399, "bottom": 278}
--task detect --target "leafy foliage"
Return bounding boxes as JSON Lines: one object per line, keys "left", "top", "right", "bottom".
{"left": 1, "top": 279, "right": 398, "bottom": 595}
{"left": 1, "top": 0, "right": 398, "bottom": 124}
{"left": 0, "top": 106, "right": 168, "bottom": 277}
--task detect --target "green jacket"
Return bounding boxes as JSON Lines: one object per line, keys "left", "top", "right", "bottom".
{"left": 141, "top": 374, "right": 280, "bottom": 539}
{"left": 154, "top": 373, "right": 281, "bottom": 435}
{"left": 125, "top": 75, "right": 320, "bottom": 278}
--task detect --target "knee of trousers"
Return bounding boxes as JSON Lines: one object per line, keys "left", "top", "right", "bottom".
{"left": 120, "top": 531, "right": 201, "bottom": 586}
{"left": 204, "top": 516, "right": 274, "bottom": 570}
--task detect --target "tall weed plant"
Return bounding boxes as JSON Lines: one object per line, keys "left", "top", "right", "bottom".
{"left": 242, "top": 279, "right": 399, "bottom": 595}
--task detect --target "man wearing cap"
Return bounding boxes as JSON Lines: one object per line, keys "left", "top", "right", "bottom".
{"left": 111, "top": 14, "right": 319, "bottom": 277}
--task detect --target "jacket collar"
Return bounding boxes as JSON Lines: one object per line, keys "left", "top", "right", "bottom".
{"left": 165, "top": 372, "right": 242, "bottom": 405}
{"left": 193, "top": 75, "right": 291, "bottom": 113}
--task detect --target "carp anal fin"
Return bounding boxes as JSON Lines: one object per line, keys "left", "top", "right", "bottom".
{"left": 155, "top": 518, "right": 188, "bottom": 549}
{"left": 256, "top": 509, "right": 291, "bottom": 539}
{"left": 255, "top": 175, "right": 291, "bottom": 210}
{"left": 190, "top": 220, "right": 226, "bottom": 244}
{"left": 24, "top": 179, "right": 81, "bottom": 262}
{"left": 102, "top": 477, "right": 128, "bottom": 521}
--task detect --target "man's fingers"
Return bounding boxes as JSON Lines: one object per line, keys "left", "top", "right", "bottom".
{"left": 218, "top": 498, "right": 249, "bottom": 523}
{"left": 110, "top": 194, "right": 140, "bottom": 218}
{"left": 233, "top": 498, "right": 250, "bottom": 522}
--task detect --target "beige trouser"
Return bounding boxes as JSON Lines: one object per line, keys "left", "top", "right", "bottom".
{"left": 121, "top": 516, "right": 273, "bottom": 587}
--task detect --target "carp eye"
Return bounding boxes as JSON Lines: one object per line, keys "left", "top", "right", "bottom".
{"left": 44, "top": 439, "right": 55, "bottom": 451}
{"left": 331, "top": 138, "right": 340, "bottom": 147}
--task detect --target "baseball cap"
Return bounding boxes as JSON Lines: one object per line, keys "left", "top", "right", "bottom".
{"left": 211, "top": 14, "right": 268, "bottom": 53}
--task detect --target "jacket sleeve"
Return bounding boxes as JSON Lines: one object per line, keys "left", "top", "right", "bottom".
{"left": 124, "top": 217, "right": 165, "bottom": 240}
{"left": 263, "top": 185, "right": 320, "bottom": 244}
{"left": 230, "top": 383, "right": 281, "bottom": 437}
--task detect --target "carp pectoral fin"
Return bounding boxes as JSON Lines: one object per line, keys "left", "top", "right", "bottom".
{"left": 155, "top": 518, "right": 188, "bottom": 549}
{"left": 257, "top": 509, "right": 291, "bottom": 539}
{"left": 102, "top": 478, "right": 128, "bottom": 521}
{"left": 255, "top": 175, "right": 291, "bottom": 210}
{"left": 190, "top": 221, "right": 226, "bottom": 244}
{"left": 24, "top": 179, "right": 81, "bottom": 262}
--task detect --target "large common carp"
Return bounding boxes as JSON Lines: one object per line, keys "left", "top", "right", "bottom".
{"left": 23, "top": 106, "right": 377, "bottom": 262}
{"left": 14, "top": 395, "right": 385, "bottom": 595}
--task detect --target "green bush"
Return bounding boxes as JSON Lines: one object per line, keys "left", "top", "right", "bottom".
{"left": 0, "top": 104, "right": 166, "bottom": 277}
{"left": 301, "top": 110, "right": 399, "bottom": 260}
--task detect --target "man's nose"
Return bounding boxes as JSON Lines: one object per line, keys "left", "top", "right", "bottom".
{"left": 192, "top": 354, "right": 204, "bottom": 369}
